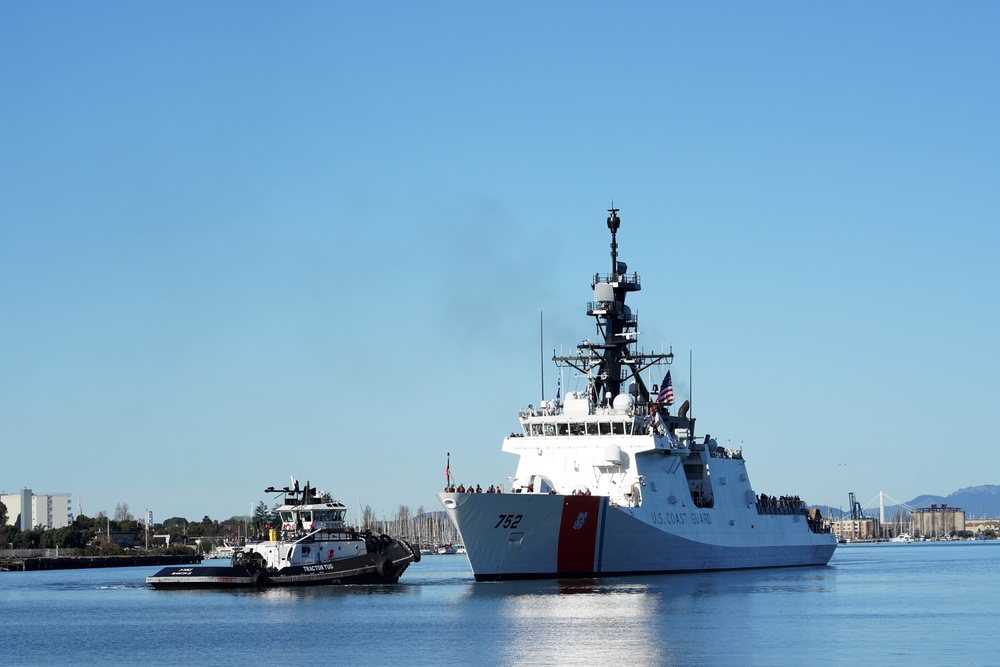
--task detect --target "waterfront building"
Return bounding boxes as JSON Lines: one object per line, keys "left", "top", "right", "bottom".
{"left": 965, "top": 518, "right": 1000, "bottom": 536}
{"left": 831, "top": 517, "right": 878, "bottom": 541}
{"left": 0, "top": 488, "right": 74, "bottom": 530}
{"left": 911, "top": 504, "right": 965, "bottom": 538}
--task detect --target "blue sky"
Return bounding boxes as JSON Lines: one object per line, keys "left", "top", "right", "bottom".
{"left": 2, "top": 3, "right": 998, "bottom": 522}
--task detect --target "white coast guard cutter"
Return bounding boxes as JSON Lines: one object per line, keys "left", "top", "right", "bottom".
{"left": 438, "top": 208, "right": 836, "bottom": 581}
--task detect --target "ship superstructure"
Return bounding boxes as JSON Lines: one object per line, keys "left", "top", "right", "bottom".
{"left": 438, "top": 208, "right": 835, "bottom": 581}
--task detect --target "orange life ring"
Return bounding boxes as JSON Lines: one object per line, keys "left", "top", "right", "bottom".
{"left": 282, "top": 523, "right": 291, "bottom": 531}
{"left": 327, "top": 548, "right": 335, "bottom": 561}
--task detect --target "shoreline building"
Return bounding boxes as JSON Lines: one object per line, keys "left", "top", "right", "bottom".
{"left": 831, "top": 517, "right": 878, "bottom": 541}
{"left": 1, "top": 488, "right": 74, "bottom": 530}
{"left": 912, "top": 504, "right": 965, "bottom": 538}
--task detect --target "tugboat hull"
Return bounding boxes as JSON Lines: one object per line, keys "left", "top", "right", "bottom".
{"left": 147, "top": 542, "right": 416, "bottom": 589}
{"left": 147, "top": 479, "right": 420, "bottom": 590}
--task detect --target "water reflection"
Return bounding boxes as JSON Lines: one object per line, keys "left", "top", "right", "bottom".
{"left": 8, "top": 548, "right": 996, "bottom": 666}
{"left": 438, "top": 566, "right": 838, "bottom": 666}
{"left": 481, "top": 577, "right": 672, "bottom": 666}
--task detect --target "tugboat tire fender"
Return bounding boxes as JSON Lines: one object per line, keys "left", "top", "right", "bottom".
{"left": 376, "top": 556, "right": 388, "bottom": 578}
{"left": 251, "top": 571, "right": 269, "bottom": 589}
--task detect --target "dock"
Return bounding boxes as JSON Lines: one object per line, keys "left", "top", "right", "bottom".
{"left": 0, "top": 554, "right": 202, "bottom": 572}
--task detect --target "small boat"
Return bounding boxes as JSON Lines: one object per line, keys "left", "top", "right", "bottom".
{"left": 147, "top": 480, "right": 419, "bottom": 589}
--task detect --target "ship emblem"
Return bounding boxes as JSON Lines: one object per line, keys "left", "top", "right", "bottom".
{"left": 573, "top": 512, "right": 589, "bottom": 529}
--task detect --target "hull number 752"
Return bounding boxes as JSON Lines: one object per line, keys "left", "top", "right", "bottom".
{"left": 495, "top": 514, "right": 523, "bottom": 529}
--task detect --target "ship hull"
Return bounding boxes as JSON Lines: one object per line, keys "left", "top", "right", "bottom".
{"left": 147, "top": 542, "right": 415, "bottom": 589}
{"left": 439, "top": 492, "right": 836, "bottom": 581}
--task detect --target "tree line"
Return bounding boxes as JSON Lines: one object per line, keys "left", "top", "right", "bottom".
{"left": 1, "top": 498, "right": 461, "bottom": 553}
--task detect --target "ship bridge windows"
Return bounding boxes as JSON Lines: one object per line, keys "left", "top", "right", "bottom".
{"left": 312, "top": 509, "right": 342, "bottom": 522}
{"left": 525, "top": 418, "right": 634, "bottom": 437}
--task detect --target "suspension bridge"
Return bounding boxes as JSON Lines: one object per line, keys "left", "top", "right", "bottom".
{"left": 833, "top": 491, "right": 968, "bottom": 540}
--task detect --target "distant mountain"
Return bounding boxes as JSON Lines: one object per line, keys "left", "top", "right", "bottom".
{"left": 814, "top": 485, "right": 1000, "bottom": 520}
{"left": 907, "top": 485, "right": 1000, "bottom": 519}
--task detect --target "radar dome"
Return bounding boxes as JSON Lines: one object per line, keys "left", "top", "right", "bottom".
{"left": 612, "top": 393, "right": 634, "bottom": 413}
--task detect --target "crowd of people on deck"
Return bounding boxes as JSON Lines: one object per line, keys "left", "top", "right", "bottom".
{"left": 443, "top": 483, "right": 598, "bottom": 496}
{"left": 757, "top": 493, "right": 805, "bottom": 513}
{"left": 444, "top": 484, "right": 503, "bottom": 494}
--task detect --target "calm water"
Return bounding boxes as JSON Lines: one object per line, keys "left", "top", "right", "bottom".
{"left": 1, "top": 541, "right": 997, "bottom": 666}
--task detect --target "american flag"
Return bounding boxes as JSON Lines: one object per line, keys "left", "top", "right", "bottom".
{"left": 656, "top": 371, "right": 674, "bottom": 406}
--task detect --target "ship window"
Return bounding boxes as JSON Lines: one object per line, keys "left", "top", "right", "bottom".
{"left": 557, "top": 423, "right": 569, "bottom": 436}
{"left": 587, "top": 423, "right": 599, "bottom": 435}
{"left": 612, "top": 422, "right": 625, "bottom": 435}
{"left": 300, "top": 511, "right": 312, "bottom": 522}
{"left": 570, "top": 423, "right": 586, "bottom": 435}
{"left": 279, "top": 511, "right": 294, "bottom": 523}
{"left": 531, "top": 424, "right": 542, "bottom": 436}
{"left": 600, "top": 422, "right": 611, "bottom": 435}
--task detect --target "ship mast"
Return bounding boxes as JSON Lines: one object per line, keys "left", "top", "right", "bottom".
{"left": 553, "top": 207, "right": 673, "bottom": 407}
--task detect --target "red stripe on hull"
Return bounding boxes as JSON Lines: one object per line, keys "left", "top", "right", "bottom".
{"left": 557, "top": 496, "right": 602, "bottom": 574}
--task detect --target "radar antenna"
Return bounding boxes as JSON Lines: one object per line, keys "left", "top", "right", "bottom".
{"left": 553, "top": 208, "right": 673, "bottom": 405}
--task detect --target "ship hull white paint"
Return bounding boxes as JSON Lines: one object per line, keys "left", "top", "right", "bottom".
{"left": 440, "top": 491, "right": 835, "bottom": 581}
{"left": 439, "top": 208, "right": 837, "bottom": 581}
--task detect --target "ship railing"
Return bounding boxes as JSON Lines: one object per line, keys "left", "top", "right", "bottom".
{"left": 591, "top": 272, "right": 641, "bottom": 289}
{"left": 586, "top": 302, "right": 638, "bottom": 327}
{"left": 755, "top": 497, "right": 807, "bottom": 516}
{"left": 709, "top": 446, "right": 744, "bottom": 460}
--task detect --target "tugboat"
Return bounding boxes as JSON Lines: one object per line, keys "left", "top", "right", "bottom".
{"left": 148, "top": 480, "right": 419, "bottom": 589}
{"left": 438, "top": 207, "right": 836, "bottom": 581}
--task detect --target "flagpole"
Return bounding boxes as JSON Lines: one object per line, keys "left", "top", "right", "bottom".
{"left": 539, "top": 311, "right": 545, "bottom": 404}
{"left": 689, "top": 349, "right": 693, "bottom": 420}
